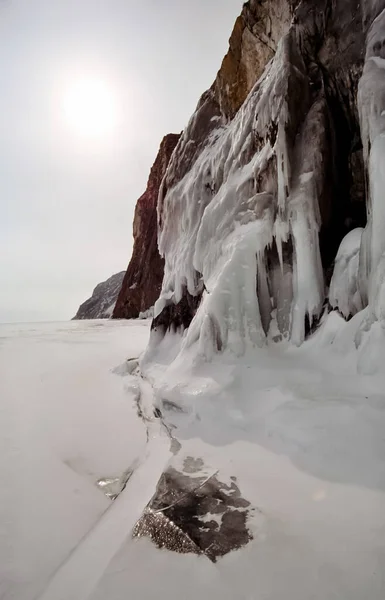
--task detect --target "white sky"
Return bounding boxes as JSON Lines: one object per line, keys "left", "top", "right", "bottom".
{"left": 0, "top": 0, "right": 243, "bottom": 322}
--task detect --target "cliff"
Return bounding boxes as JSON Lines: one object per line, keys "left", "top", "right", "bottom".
{"left": 73, "top": 271, "right": 125, "bottom": 320}
{"left": 150, "top": 0, "right": 385, "bottom": 358}
{"left": 113, "top": 133, "right": 180, "bottom": 319}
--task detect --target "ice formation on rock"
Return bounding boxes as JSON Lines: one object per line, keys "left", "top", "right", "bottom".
{"left": 358, "top": 8, "right": 385, "bottom": 324}
{"left": 149, "top": 0, "right": 385, "bottom": 359}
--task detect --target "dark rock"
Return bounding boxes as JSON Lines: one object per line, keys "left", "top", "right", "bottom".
{"left": 151, "top": 287, "right": 202, "bottom": 335}
{"left": 133, "top": 463, "right": 254, "bottom": 562}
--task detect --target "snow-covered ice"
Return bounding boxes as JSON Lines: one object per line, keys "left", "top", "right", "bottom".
{"left": 2, "top": 315, "right": 385, "bottom": 600}
{"left": 135, "top": 312, "right": 385, "bottom": 599}
{"left": 0, "top": 319, "right": 153, "bottom": 600}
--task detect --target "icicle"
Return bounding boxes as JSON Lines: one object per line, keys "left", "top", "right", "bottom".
{"left": 357, "top": 9, "right": 385, "bottom": 325}
{"left": 276, "top": 123, "right": 291, "bottom": 212}
{"left": 273, "top": 216, "right": 290, "bottom": 272}
{"left": 290, "top": 209, "right": 324, "bottom": 345}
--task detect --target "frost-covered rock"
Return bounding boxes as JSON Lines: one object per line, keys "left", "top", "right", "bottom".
{"left": 151, "top": 0, "right": 385, "bottom": 358}
{"left": 113, "top": 134, "right": 180, "bottom": 319}
{"left": 73, "top": 272, "right": 125, "bottom": 320}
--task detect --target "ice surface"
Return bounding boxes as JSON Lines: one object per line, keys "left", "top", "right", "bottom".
{"left": 135, "top": 310, "right": 385, "bottom": 600}
{"left": 3, "top": 314, "right": 385, "bottom": 600}
{"left": 0, "top": 320, "right": 151, "bottom": 600}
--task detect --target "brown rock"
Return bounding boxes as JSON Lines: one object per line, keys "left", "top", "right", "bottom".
{"left": 113, "top": 133, "right": 180, "bottom": 319}
{"left": 213, "top": 1, "right": 295, "bottom": 120}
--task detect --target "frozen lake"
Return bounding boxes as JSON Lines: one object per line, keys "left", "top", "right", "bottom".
{"left": 2, "top": 316, "right": 385, "bottom": 600}
{"left": 0, "top": 319, "right": 152, "bottom": 600}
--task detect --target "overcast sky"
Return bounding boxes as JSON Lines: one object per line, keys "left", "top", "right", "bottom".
{"left": 0, "top": 0, "right": 243, "bottom": 322}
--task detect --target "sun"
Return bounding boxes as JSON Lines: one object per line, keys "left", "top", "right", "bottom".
{"left": 62, "top": 77, "right": 118, "bottom": 138}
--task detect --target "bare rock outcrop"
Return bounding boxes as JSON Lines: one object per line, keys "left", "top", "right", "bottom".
{"left": 73, "top": 271, "right": 125, "bottom": 320}
{"left": 113, "top": 133, "right": 180, "bottom": 319}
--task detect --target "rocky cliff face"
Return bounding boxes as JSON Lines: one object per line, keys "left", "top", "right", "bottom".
{"left": 73, "top": 271, "right": 125, "bottom": 320}
{"left": 113, "top": 134, "right": 180, "bottom": 319}
{"left": 151, "top": 0, "right": 385, "bottom": 358}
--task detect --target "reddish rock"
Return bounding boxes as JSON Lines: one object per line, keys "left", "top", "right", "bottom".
{"left": 113, "top": 133, "right": 180, "bottom": 319}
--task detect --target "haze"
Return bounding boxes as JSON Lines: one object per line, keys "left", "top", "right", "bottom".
{"left": 0, "top": 0, "right": 243, "bottom": 322}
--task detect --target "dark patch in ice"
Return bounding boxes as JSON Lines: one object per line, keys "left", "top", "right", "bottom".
{"left": 151, "top": 287, "right": 202, "bottom": 336}
{"left": 133, "top": 461, "right": 253, "bottom": 562}
{"left": 162, "top": 399, "right": 186, "bottom": 413}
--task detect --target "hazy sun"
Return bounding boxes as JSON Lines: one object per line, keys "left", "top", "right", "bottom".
{"left": 62, "top": 77, "right": 118, "bottom": 138}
